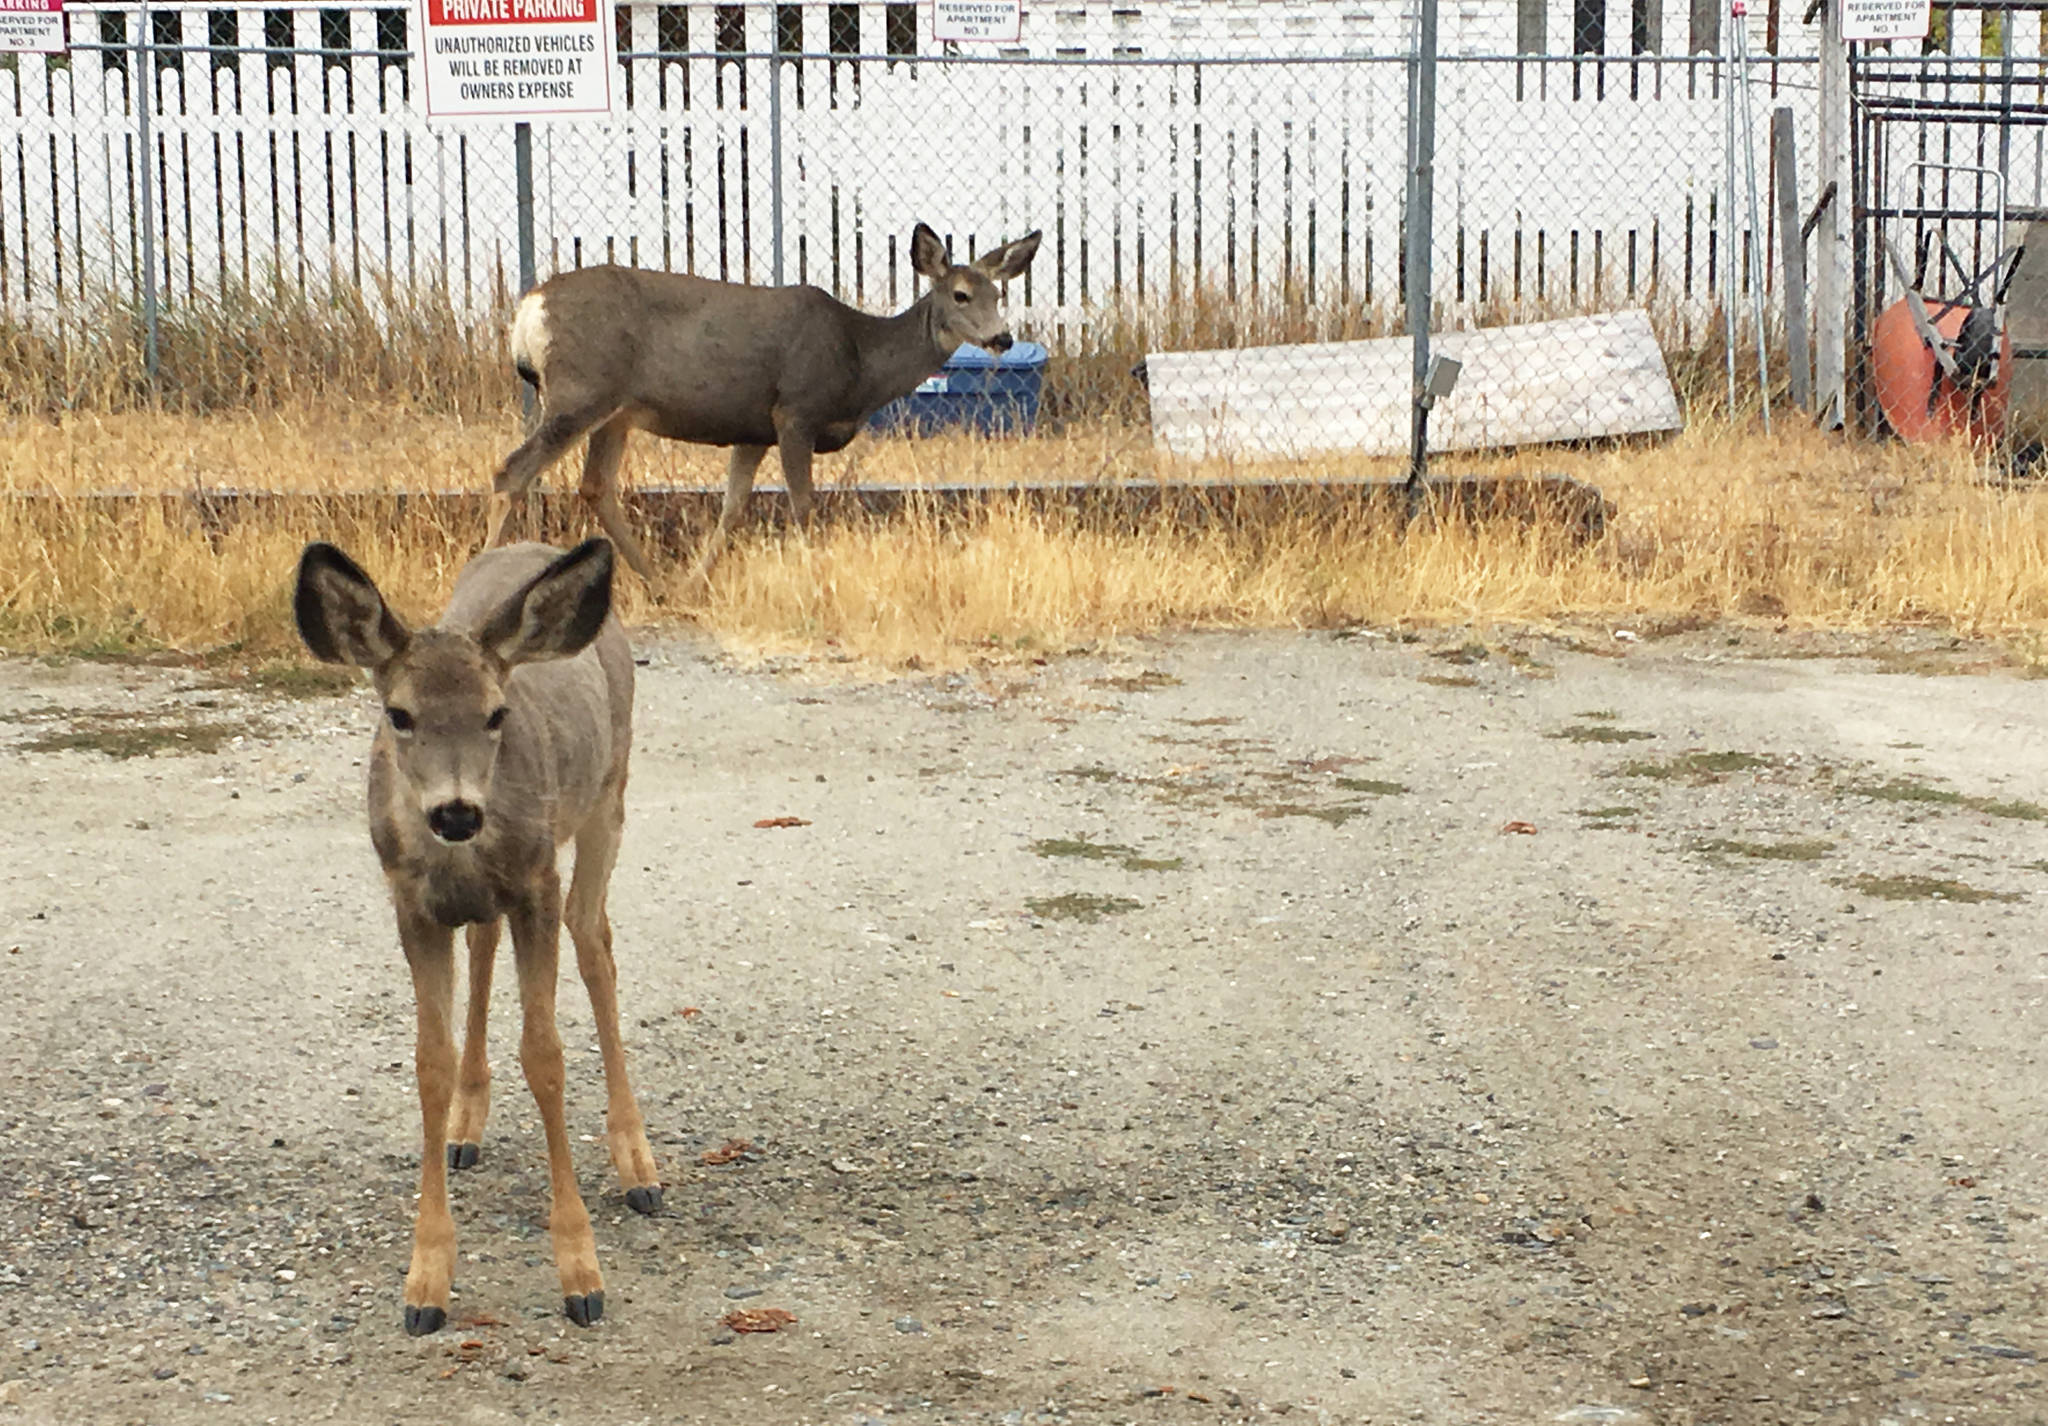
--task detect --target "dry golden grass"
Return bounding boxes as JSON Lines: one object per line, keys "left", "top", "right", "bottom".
{"left": 3, "top": 399, "right": 2045, "bottom": 671}
{"left": 2, "top": 267, "right": 1769, "bottom": 424}
{"left": 1, "top": 276, "right": 508, "bottom": 418}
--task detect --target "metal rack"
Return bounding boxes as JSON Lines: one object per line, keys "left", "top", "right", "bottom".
{"left": 1850, "top": 47, "right": 2044, "bottom": 434}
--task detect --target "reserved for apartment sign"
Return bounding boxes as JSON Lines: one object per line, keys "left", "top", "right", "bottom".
{"left": 1840, "top": 0, "right": 1931, "bottom": 41}
{"left": 933, "top": 0, "right": 1023, "bottom": 43}
{"left": 0, "top": 0, "right": 64, "bottom": 55}
{"left": 416, "top": 0, "right": 615, "bottom": 122}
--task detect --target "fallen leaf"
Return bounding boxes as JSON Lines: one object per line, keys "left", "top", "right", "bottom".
{"left": 753, "top": 816, "right": 811, "bottom": 829}
{"left": 1950, "top": 1175, "right": 1977, "bottom": 1188}
{"left": 722, "top": 1307, "right": 797, "bottom": 1334}
{"left": 1500, "top": 820, "right": 1538, "bottom": 835}
{"left": 700, "top": 1137, "right": 755, "bottom": 1166}
{"left": 677, "top": 1006, "right": 702, "bottom": 1019}
{"left": 454, "top": 1312, "right": 506, "bottom": 1329}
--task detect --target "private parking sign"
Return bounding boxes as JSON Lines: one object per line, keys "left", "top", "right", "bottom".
{"left": 417, "top": 0, "right": 616, "bottom": 122}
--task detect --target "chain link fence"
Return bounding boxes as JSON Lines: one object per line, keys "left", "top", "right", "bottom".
{"left": 3, "top": 0, "right": 2032, "bottom": 458}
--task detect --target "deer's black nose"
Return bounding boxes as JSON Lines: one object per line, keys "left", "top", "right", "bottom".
{"left": 985, "top": 331, "right": 1014, "bottom": 354}
{"left": 427, "top": 801, "right": 484, "bottom": 843}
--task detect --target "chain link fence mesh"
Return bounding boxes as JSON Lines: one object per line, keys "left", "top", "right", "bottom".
{"left": 0, "top": 1, "right": 2039, "bottom": 459}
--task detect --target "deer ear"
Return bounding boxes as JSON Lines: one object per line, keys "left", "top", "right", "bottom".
{"left": 478, "top": 539, "right": 615, "bottom": 669}
{"left": 295, "top": 543, "right": 410, "bottom": 669}
{"left": 975, "top": 229, "right": 1042, "bottom": 282}
{"left": 910, "top": 223, "right": 951, "bottom": 279}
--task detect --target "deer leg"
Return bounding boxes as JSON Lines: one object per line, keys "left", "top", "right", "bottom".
{"left": 777, "top": 436, "right": 817, "bottom": 529}
{"left": 694, "top": 444, "right": 768, "bottom": 582}
{"left": 447, "top": 919, "right": 499, "bottom": 1171}
{"left": 398, "top": 913, "right": 459, "bottom": 1336}
{"left": 508, "top": 877, "right": 605, "bottom": 1328}
{"left": 485, "top": 405, "right": 607, "bottom": 551}
{"left": 565, "top": 786, "right": 661, "bottom": 1214}
{"left": 716, "top": 444, "right": 767, "bottom": 537}
{"left": 577, "top": 414, "right": 654, "bottom": 580}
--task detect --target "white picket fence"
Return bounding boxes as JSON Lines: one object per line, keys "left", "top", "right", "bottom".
{"left": 0, "top": 0, "right": 1837, "bottom": 344}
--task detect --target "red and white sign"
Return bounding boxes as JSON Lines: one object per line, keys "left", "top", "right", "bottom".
{"left": 416, "top": 0, "right": 615, "bottom": 122}
{"left": 0, "top": 0, "right": 65, "bottom": 56}
{"left": 933, "top": 0, "right": 1022, "bottom": 44}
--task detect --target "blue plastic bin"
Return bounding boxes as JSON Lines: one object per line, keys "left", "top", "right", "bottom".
{"left": 868, "top": 341, "right": 1049, "bottom": 437}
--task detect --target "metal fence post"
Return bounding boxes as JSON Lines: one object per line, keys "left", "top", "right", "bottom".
{"left": 1404, "top": 0, "right": 1440, "bottom": 501}
{"left": 768, "top": 33, "right": 785, "bottom": 287}
{"left": 1773, "top": 106, "right": 1812, "bottom": 410}
{"left": 134, "top": 0, "right": 160, "bottom": 395}
{"left": 514, "top": 119, "right": 537, "bottom": 421}
{"left": 1814, "top": 0, "right": 1849, "bottom": 427}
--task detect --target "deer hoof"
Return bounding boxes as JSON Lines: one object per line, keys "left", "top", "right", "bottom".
{"left": 564, "top": 1291, "right": 604, "bottom": 1329}
{"left": 625, "top": 1185, "right": 664, "bottom": 1215}
{"left": 447, "top": 1142, "right": 481, "bottom": 1171}
{"left": 403, "top": 1304, "right": 447, "bottom": 1337}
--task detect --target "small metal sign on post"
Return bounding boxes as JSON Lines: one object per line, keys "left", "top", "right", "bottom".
{"left": 932, "top": 0, "right": 1023, "bottom": 44}
{"left": 1840, "top": 0, "right": 1931, "bottom": 42}
{"left": 414, "top": 0, "right": 617, "bottom": 121}
{"left": 0, "top": 0, "right": 64, "bottom": 54}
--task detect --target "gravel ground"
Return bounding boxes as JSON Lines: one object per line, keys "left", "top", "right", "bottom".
{"left": 1, "top": 624, "right": 2044, "bottom": 1426}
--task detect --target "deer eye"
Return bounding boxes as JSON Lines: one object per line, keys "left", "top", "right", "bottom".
{"left": 386, "top": 707, "right": 415, "bottom": 733}
{"left": 486, "top": 706, "right": 509, "bottom": 732}
{"left": 953, "top": 289, "right": 970, "bottom": 304}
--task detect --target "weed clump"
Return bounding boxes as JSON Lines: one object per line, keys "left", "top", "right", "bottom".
{"left": 1027, "top": 893, "right": 1143, "bottom": 923}
{"left": 1842, "top": 777, "right": 2048, "bottom": 823}
{"left": 1550, "top": 725, "right": 1657, "bottom": 744}
{"left": 1832, "top": 873, "right": 2019, "bottom": 904}
{"left": 1621, "top": 751, "right": 1780, "bottom": 783}
{"left": 1689, "top": 837, "right": 1833, "bottom": 862}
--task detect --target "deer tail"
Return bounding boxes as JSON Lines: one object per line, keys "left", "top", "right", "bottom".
{"left": 508, "top": 291, "right": 549, "bottom": 392}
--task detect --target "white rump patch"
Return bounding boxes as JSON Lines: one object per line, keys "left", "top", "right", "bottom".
{"left": 509, "top": 292, "right": 551, "bottom": 374}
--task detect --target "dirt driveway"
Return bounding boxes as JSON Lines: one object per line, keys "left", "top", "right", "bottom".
{"left": 1, "top": 626, "right": 2044, "bottom": 1426}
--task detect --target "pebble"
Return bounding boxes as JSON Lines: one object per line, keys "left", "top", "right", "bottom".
{"left": 722, "top": 1286, "right": 762, "bottom": 1300}
{"left": 894, "top": 1316, "right": 926, "bottom": 1334}
{"left": 1972, "top": 1345, "right": 2036, "bottom": 1361}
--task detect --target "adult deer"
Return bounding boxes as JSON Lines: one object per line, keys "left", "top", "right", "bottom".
{"left": 482, "top": 221, "right": 1043, "bottom": 576}
{"left": 293, "top": 537, "right": 661, "bottom": 1335}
